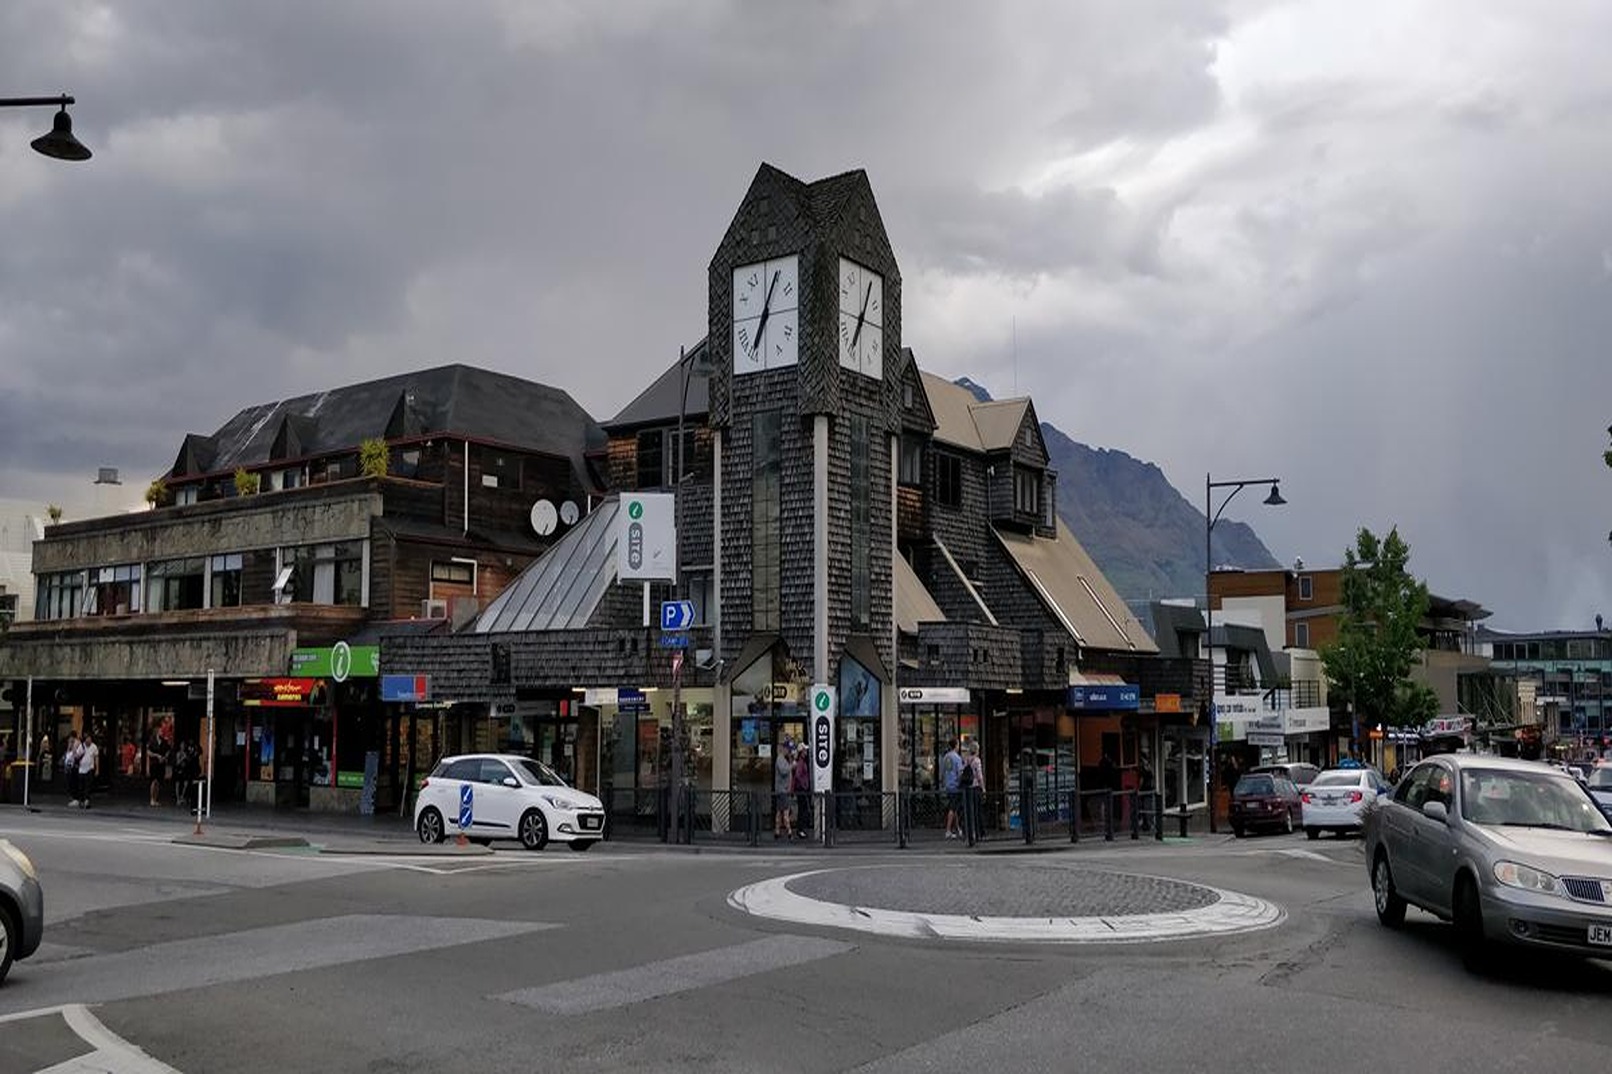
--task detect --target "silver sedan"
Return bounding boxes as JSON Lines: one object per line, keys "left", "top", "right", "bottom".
{"left": 1, "top": 838, "right": 44, "bottom": 985}
{"left": 1363, "top": 754, "right": 1612, "bottom": 965}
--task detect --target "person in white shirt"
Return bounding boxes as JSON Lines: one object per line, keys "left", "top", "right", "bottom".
{"left": 75, "top": 730, "right": 99, "bottom": 809}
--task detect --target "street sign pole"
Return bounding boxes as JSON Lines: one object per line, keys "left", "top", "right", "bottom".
{"left": 21, "top": 676, "right": 33, "bottom": 810}
{"left": 670, "top": 646, "right": 684, "bottom": 844}
{"left": 205, "top": 668, "right": 216, "bottom": 820}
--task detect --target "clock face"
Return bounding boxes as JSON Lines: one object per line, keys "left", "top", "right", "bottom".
{"left": 837, "top": 257, "right": 883, "bottom": 380}
{"left": 732, "top": 254, "right": 799, "bottom": 375}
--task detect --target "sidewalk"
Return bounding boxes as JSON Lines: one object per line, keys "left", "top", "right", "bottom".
{"left": 4, "top": 792, "right": 417, "bottom": 842}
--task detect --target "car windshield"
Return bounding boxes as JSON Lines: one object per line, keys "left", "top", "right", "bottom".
{"left": 1460, "top": 770, "right": 1612, "bottom": 832}
{"left": 1311, "top": 771, "right": 1362, "bottom": 788}
{"left": 1588, "top": 768, "right": 1612, "bottom": 790}
{"left": 1234, "top": 775, "right": 1275, "bottom": 796}
{"left": 514, "top": 758, "right": 568, "bottom": 787}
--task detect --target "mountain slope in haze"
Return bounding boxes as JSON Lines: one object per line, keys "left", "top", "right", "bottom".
{"left": 952, "top": 377, "right": 1281, "bottom": 604}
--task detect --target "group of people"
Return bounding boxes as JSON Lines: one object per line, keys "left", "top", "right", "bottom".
{"left": 32, "top": 728, "right": 202, "bottom": 809}
{"left": 941, "top": 738, "right": 985, "bottom": 841}
{"left": 772, "top": 738, "right": 815, "bottom": 840}
{"left": 57, "top": 729, "right": 101, "bottom": 808}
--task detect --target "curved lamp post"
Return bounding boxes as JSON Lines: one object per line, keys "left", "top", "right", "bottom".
{"left": 1204, "top": 474, "right": 1285, "bottom": 833}
{"left": 1, "top": 94, "right": 92, "bottom": 160}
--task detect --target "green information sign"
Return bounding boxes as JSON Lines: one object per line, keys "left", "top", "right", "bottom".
{"left": 336, "top": 770, "right": 365, "bottom": 789}
{"left": 289, "top": 643, "right": 379, "bottom": 681}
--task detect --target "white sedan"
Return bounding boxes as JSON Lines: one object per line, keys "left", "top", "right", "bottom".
{"left": 1302, "top": 767, "right": 1391, "bottom": 840}
{"left": 415, "top": 753, "right": 606, "bottom": 851}
{"left": 1588, "top": 765, "right": 1612, "bottom": 818}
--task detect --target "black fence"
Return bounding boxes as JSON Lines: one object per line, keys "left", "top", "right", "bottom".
{"left": 602, "top": 784, "right": 1198, "bottom": 848}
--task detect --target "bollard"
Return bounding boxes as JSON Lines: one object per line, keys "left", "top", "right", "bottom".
{"left": 897, "top": 792, "right": 909, "bottom": 850}
{"left": 1176, "top": 803, "right": 1190, "bottom": 839}
{"left": 1131, "top": 788, "right": 1141, "bottom": 841}
{"left": 1154, "top": 790, "right": 1165, "bottom": 842}
{"left": 1104, "top": 792, "right": 1115, "bottom": 842}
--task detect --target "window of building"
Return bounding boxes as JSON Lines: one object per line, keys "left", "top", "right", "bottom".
{"left": 1014, "top": 466, "right": 1040, "bottom": 515}
{"left": 684, "top": 569, "right": 712, "bottom": 626}
{"left": 851, "top": 415, "right": 871, "bottom": 631}
{"left": 85, "top": 564, "right": 140, "bottom": 616}
{"left": 0, "top": 591, "right": 15, "bottom": 628}
{"left": 282, "top": 542, "right": 364, "bottom": 606}
{"left": 281, "top": 467, "right": 304, "bottom": 490}
{"left": 210, "top": 554, "right": 242, "bottom": 608}
{"left": 751, "top": 410, "right": 781, "bottom": 632}
{"left": 175, "top": 485, "right": 199, "bottom": 506}
{"left": 1299, "top": 575, "right": 1313, "bottom": 601}
{"left": 935, "top": 451, "right": 962, "bottom": 508}
{"left": 1295, "top": 621, "right": 1310, "bottom": 647}
{"left": 36, "top": 570, "right": 84, "bottom": 621}
{"left": 901, "top": 380, "right": 914, "bottom": 409}
{"left": 477, "top": 446, "right": 520, "bottom": 490}
{"left": 636, "top": 427, "right": 697, "bottom": 489}
{"left": 898, "top": 435, "right": 924, "bottom": 487}
{"left": 146, "top": 557, "right": 205, "bottom": 612}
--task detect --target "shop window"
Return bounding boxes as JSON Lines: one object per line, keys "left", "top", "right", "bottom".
{"left": 147, "top": 557, "right": 206, "bottom": 612}
{"left": 209, "top": 554, "right": 243, "bottom": 608}
{"left": 935, "top": 451, "right": 962, "bottom": 508}
{"left": 36, "top": 570, "right": 84, "bottom": 621}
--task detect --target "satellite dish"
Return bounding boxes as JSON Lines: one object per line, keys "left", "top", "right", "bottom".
{"left": 530, "top": 500, "right": 558, "bottom": 536}
{"left": 560, "top": 500, "right": 580, "bottom": 526}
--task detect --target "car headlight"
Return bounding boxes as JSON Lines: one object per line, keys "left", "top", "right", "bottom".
{"left": 539, "top": 794, "right": 573, "bottom": 809}
{"left": 1493, "top": 860, "right": 1564, "bottom": 896}
{"left": 1, "top": 840, "right": 37, "bottom": 881}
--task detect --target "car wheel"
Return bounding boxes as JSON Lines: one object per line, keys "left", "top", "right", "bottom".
{"left": 1453, "top": 873, "right": 1489, "bottom": 969}
{"left": 1305, "top": 826, "right": 1319, "bottom": 841}
{"left": 416, "top": 807, "right": 444, "bottom": 845}
{"left": 1372, "top": 852, "right": 1407, "bottom": 928}
{"left": 519, "top": 809, "right": 549, "bottom": 851}
{"left": 1232, "top": 824, "right": 1245, "bottom": 838}
{"left": 568, "top": 840, "right": 596, "bottom": 853}
{"left": 0, "top": 904, "right": 16, "bottom": 986}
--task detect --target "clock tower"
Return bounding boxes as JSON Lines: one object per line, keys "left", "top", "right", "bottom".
{"left": 707, "top": 164, "right": 901, "bottom": 792}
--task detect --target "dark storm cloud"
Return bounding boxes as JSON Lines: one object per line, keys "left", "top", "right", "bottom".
{"left": 1, "top": 1, "right": 1608, "bottom": 629}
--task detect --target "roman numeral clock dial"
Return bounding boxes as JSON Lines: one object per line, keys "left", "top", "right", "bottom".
{"left": 731, "top": 255, "right": 799, "bottom": 375}
{"left": 838, "top": 257, "right": 883, "bottom": 380}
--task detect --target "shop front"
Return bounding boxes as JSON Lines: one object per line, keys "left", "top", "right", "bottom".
{"left": 897, "top": 687, "right": 978, "bottom": 793}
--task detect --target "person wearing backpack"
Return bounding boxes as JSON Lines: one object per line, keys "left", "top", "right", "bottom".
{"left": 963, "top": 742, "right": 986, "bottom": 843}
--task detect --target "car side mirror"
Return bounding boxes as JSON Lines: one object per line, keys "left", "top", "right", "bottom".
{"left": 502, "top": 776, "right": 520, "bottom": 789}
{"left": 1422, "top": 800, "right": 1449, "bottom": 824}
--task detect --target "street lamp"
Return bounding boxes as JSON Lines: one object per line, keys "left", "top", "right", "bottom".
{"left": 1, "top": 94, "right": 92, "bottom": 160}
{"left": 669, "top": 344, "right": 715, "bottom": 840}
{"left": 1204, "top": 474, "right": 1285, "bottom": 833}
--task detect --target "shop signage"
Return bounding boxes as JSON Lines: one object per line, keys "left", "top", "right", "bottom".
{"left": 289, "top": 644, "right": 379, "bottom": 680}
{"left": 898, "top": 687, "right": 970, "bottom": 704}
{"left": 1154, "top": 693, "right": 1182, "bottom": 713}
{"left": 1248, "top": 732, "right": 1285, "bottom": 747}
{"left": 618, "top": 493, "right": 676, "bottom": 582}
{"left": 1068, "top": 684, "right": 1140, "bottom": 710}
{"left": 241, "top": 678, "right": 321, "bottom": 707}
{"left": 660, "top": 600, "right": 695, "bottom": 631}
{"left": 1424, "top": 716, "right": 1472, "bottom": 737}
{"left": 770, "top": 683, "right": 802, "bottom": 703}
{"left": 1284, "top": 708, "right": 1331, "bottom": 735}
{"left": 336, "top": 770, "right": 365, "bottom": 789}
{"left": 380, "top": 675, "right": 430, "bottom": 703}
{"left": 810, "top": 684, "right": 836, "bottom": 793}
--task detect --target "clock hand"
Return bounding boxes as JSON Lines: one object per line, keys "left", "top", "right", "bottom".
{"left": 753, "top": 270, "right": 780, "bottom": 358}
{"left": 851, "top": 280, "right": 872, "bottom": 348}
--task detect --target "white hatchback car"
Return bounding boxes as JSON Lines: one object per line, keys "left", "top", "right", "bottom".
{"left": 1302, "top": 767, "right": 1391, "bottom": 839}
{"left": 415, "top": 753, "right": 606, "bottom": 851}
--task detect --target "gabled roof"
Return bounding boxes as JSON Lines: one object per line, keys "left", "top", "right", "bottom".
{"left": 894, "top": 552, "right": 945, "bottom": 635}
{"left": 1140, "top": 602, "right": 1206, "bottom": 660}
{"left": 605, "top": 341, "right": 710, "bottom": 431}
{"left": 994, "top": 519, "right": 1157, "bottom": 654}
{"left": 918, "top": 371, "right": 1038, "bottom": 456}
{"left": 474, "top": 498, "right": 620, "bottom": 633}
{"left": 174, "top": 365, "right": 606, "bottom": 490}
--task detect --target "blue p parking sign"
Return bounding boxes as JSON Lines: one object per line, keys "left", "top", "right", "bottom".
{"left": 459, "top": 783, "right": 474, "bottom": 829}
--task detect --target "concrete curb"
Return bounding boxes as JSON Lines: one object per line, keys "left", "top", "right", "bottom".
{"left": 313, "top": 841, "right": 494, "bottom": 857}
{"left": 171, "top": 833, "right": 310, "bottom": 850}
{"left": 728, "top": 867, "right": 1285, "bottom": 944}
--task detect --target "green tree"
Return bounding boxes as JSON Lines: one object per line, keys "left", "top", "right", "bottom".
{"left": 358, "top": 437, "right": 390, "bottom": 478}
{"left": 1320, "top": 526, "right": 1433, "bottom": 729}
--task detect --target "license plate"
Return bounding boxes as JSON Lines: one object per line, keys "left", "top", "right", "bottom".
{"left": 1322, "top": 795, "right": 1340, "bottom": 805}
{"left": 1590, "top": 924, "right": 1612, "bottom": 946}
{"left": 580, "top": 815, "right": 602, "bottom": 831}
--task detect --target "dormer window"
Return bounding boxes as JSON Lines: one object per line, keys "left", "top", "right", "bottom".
{"left": 1014, "top": 466, "right": 1040, "bottom": 515}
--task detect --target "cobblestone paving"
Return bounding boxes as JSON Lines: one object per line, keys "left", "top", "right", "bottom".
{"left": 785, "top": 863, "right": 1220, "bottom": 917}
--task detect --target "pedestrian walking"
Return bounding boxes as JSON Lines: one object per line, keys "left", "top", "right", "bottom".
{"left": 147, "top": 729, "right": 171, "bottom": 807}
{"left": 38, "top": 734, "right": 53, "bottom": 785}
{"left": 774, "top": 740, "right": 794, "bottom": 839}
{"left": 791, "top": 744, "right": 813, "bottom": 839}
{"left": 62, "top": 732, "right": 82, "bottom": 805}
{"left": 963, "top": 742, "right": 985, "bottom": 844}
{"left": 941, "top": 738, "right": 963, "bottom": 839}
{"left": 75, "top": 730, "right": 99, "bottom": 808}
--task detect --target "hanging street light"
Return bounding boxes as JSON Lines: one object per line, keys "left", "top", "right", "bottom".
{"left": 1, "top": 94, "right": 92, "bottom": 161}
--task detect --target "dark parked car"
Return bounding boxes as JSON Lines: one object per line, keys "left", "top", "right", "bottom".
{"left": 1250, "top": 762, "right": 1322, "bottom": 790}
{"left": 1, "top": 838, "right": 44, "bottom": 985}
{"left": 1231, "top": 773, "right": 1303, "bottom": 837}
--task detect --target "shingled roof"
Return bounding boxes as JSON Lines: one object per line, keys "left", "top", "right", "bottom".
{"left": 169, "top": 364, "right": 607, "bottom": 491}
{"left": 919, "top": 371, "right": 1032, "bottom": 454}
{"left": 605, "top": 340, "right": 710, "bottom": 431}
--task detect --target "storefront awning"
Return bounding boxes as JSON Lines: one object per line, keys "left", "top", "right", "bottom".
{"left": 894, "top": 551, "right": 945, "bottom": 635}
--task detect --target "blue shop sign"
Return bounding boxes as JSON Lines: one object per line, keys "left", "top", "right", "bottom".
{"left": 1068, "top": 684, "right": 1140, "bottom": 710}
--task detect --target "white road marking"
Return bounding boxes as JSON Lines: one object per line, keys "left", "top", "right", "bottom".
{"left": 728, "top": 869, "right": 1285, "bottom": 944}
{"left": 494, "top": 934, "right": 854, "bottom": 1015}
{"left": 47, "top": 1004, "right": 183, "bottom": 1073}
{"left": 0, "top": 914, "right": 558, "bottom": 1016}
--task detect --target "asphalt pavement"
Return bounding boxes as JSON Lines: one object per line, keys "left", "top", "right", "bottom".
{"left": 2, "top": 805, "right": 1610, "bottom": 1073}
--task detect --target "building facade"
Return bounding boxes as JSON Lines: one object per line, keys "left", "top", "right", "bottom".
{"left": 1, "top": 365, "right": 604, "bottom": 811}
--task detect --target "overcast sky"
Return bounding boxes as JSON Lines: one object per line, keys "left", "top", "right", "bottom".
{"left": 2, "top": 1, "right": 1609, "bottom": 631}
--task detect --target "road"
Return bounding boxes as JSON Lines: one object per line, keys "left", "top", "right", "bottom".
{"left": 2, "top": 808, "right": 1610, "bottom": 1073}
